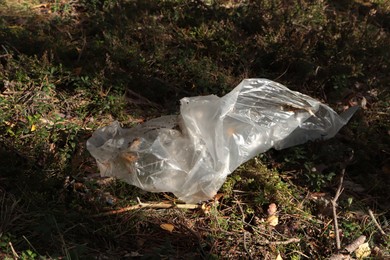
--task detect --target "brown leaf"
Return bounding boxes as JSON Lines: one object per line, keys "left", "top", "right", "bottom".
{"left": 201, "top": 203, "right": 211, "bottom": 214}
{"left": 160, "top": 223, "right": 175, "bottom": 233}
{"left": 73, "top": 67, "right": 83, "bottom": 76}
{"left": 267, "top": 203, "right": 278, "bottom": 216}
{"left": 214, "top": 193, "right": 224, "bottom": 202}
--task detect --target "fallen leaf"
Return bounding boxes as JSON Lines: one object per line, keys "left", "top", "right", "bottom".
{"left": 49, "top": 143, "right": 56, "bottom": 153}
{"left": 39, "top": 118, "right": 54, "bottom": 125}
{"left": 214, "top": 193, "right": 224, "bottom": 202}
{"left": 31, "top": 124, "right": 36, "bottom": 132}
{"left": 4, "top": 121, "right": 15, "bottom": 127}
{"left": 308, "top": 192, "right": 327, "bottom": 200}
{"left": 160, "top": 223, "right": 175, "bottom": 233}
{"left": 355, "top": 242, "right": 371, "bottom": 259}
{"left": 372, "top": 246, "right": 384, "bottom": 257}
{"left": 266, "top": 215, "right": 279, "bottom": 227}
{"left": 276, "top": 253, "right": 283, "bottom": 260}
{"left": 360, "top": 96, "right": 367, "bottom": 109}
{"left": 267, "top": 203, "right": 277, "bottom": 216}
{"left": 73, "top": 67, "right": 83, "bottom": 76}
{"left": 201, "top": 203, "right": 211, "bottom": 214}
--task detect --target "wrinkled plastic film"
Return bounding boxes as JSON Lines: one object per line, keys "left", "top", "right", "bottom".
{"left": 87, "top": 79, "right": 357, "bottom": 203}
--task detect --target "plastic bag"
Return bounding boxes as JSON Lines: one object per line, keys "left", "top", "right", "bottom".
{"left": 87, "top": 79, "right": 357, "bottom": 203}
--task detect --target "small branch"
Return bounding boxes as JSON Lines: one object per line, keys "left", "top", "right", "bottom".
{"left": 258, "top": 238, "right": 301, "bottom": 245}
{"left": 331, "top": 167, "right": 346, "bottom": 251}
{"left": 9, "top": 241, "right": 19, "bottom": 259}
{"left": 344, "top": 235, "right": 366, "bottom": 253}
{"left": 0, "top": 54, "right": 12, "bottom": 58}
{"left": 328, "top": 253, "right": 351, "bottom": 260}
{"left": 243, "top": 231, "right": 253, "bottom": 260}
{"left": 273, "top": 64, "right": 290, "bottom": 81}
{"left": 126, "top": 89, "right": 162, "bottom": 108}
{"left": 232, "top": 198, "right": 253, "bottom": 259}
{"left": 329, "top": 235, "right": 366, "bottom": 260}
{"left": 368, "top": 209, "right": 386, "bottom": 236}
{"left": 93, "top": 199, "right": 201, "bottom": 217}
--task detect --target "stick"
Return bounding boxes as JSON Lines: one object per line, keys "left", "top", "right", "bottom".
{"left": 258, "top": 238, "right": 301, "bottom": 245}
{"left": 243, "top": 231, "right": 253, "bottom": 260}
{"left": 368, "top": 209, "right": 386, "bottom": 236}
{"left": 328, "top": 253, "right": 350, "bottom": 260}
{"left": 344, "top": 235, "right": 366, "bottom": 253}
{"left": 331, "top": 167, "right": 346, "bottom": 251}
{"left": 235, "top": 198, "right": 254, "bottom": 260}
{"left": 329, "top": 151, "right": 355, "bottom": 258}
{"left": 93, "top": 199, "right": 201, "bottom": 217}
{"left": 8, "top": 242, "right": 19, "bottom": 259}
{"left": 329, "top": 235, "right": 366, "bottom": 260}
{"left": 126, "top": 89, "right": 162, "bottom": 108}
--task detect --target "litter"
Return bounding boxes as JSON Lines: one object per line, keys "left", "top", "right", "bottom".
{"left": 87, "top": 78, "right": 358, "bottom": 203}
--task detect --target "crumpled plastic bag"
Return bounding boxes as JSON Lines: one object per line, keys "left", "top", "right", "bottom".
{"left": 87, "top": 78, "right": 357, "bottom": 203}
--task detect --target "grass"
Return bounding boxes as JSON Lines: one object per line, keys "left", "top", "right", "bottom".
{"left": 0, "top": 0, "right": 389, "bottom": 258}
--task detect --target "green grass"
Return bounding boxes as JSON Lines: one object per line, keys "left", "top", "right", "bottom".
{"left": 0, "top": 0, "right": 389, "bottom": 258}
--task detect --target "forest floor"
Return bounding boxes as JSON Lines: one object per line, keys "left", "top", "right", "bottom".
{"left": 0, "top": 0, "right": 389, "bottom": 259}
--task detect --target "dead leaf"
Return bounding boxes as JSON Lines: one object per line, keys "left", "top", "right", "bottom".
{"left": 355, "top": 242, "right": 371, "bottom": 259}
{"left": 266, "top": 215, "right": 279, "bottom": 227}
{"left": 73, "top": 182, "right": 85, "bottom": 191}
{"left": 49, "top": 143, "right": 56, "bottom": 153}
{"left": 308, "top": 192, "right": 327, "bottom": 200}
{"left": 160, "top": 223, "right": 175, "bottom": 233}
{"left": 360, "top": 96, "right": 367, "bottom": 109}
{"left": 4, "top": 121, "right": 15, "bottom": 127}
{"left": 202, "top": 203, "right": 211, "bottom": 214}
{"left": 367, "top": 88, "right": 378, "bottom": 97}
{"left": 267, "top": 203, "right": 277, "bottom": 216}
{"left": 214, "top": 193, "right": 224, "bottom": 202}
{"left": 73, "top": 67, "right": 82, "bottom": 76}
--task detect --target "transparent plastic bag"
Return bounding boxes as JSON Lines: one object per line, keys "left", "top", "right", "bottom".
{"left": 87, "top": 79, "right": 358, "bottom": 203}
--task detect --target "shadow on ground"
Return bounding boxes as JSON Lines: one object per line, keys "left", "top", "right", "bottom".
{"left": 0, "top": 0, "right": 389, "bottom": 258}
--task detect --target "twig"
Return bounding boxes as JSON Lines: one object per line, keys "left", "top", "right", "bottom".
{"left": 331, "top": 167, "right": 346, "bottom": 251}
{"left": 289, "top": 250, "right": 310, "bottom": 259}
{"left": 235, "top": 198, "right": 253, "bottom": 260}
{"left": 181, "top": 223, "right": 207, "bottom": 260}
{"left": 329, "top": 235, "right": 366, "bottom": 260}
{"left": 77, "top": 29, "right": 86, "bottom": 63}
{"left": 234, "top": 198, "right": 246, "bottom": 223}
{"left": 243, "top": 231, "right": 253, "bottom": 260}
{"left": 8, "top": 241, "right": 19, "bottom": 259}
{"left": 93, "top": 199, "right": 201, "bottom": 217}
{"left": 258, "top": 238, "right": 301, "bottom": 245}
{"left": 22, "top": 235, "right": 38, "bottom": 255}
{"left": 328, "top": 253, "right": 351, "bottom": 260}
{"left": 368, "top": 209, "right": 386, "bottom": 236}
{"left": 126, "top": 89, "right": 162, "bottom": 108}
{"left": 273, "top": 64, "right": 290, "bottom": 81}
{"left": 344, "top": 235, "right": 366, "bottom": 253}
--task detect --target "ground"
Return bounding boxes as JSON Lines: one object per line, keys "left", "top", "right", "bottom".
{"left": 0, "top": 0, "right": 389, "bottom": 259}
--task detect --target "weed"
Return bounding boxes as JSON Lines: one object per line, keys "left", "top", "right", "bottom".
{"left": 304, "top": 162, "right": 336, "bottom": 191}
